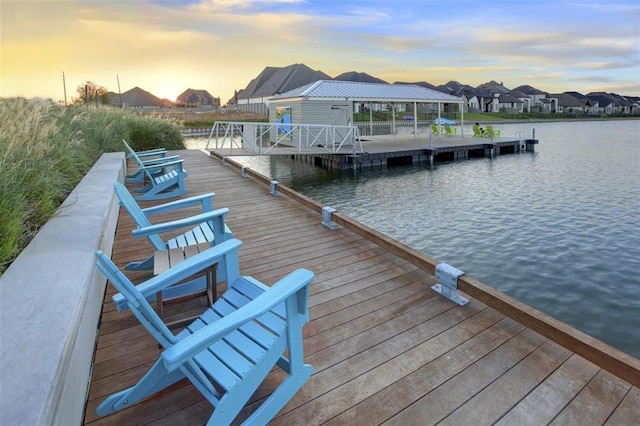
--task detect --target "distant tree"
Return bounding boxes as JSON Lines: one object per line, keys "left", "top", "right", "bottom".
{"left": 73, "top": 81, "right": 110, "bottom": 106}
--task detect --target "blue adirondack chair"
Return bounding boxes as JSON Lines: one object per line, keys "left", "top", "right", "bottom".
{"left": 114, "top": 182, "right": 232, "bottom": 272}
{"left": 123, "top": 140, "right": 178, "bottom": 184}
{"left": 131, "top": 157, "right": 189, "bottom": 200}
{"left": 94, "top": 238, "right": 314, "bottom": 425}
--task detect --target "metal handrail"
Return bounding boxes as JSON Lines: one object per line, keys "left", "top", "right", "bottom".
{"left": 206, "top": 121, "right": 363, "bottom": 155}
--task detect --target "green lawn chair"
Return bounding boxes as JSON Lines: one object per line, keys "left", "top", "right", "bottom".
{"left": 444, "top": 124, "right": 457, "bottom": 136}
{"left": 486, "top": 125, "right": 501, "bottom": 138}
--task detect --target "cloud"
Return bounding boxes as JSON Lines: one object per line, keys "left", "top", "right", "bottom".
{"left": 2, "top": 0, "right": 639, "bottom": 101}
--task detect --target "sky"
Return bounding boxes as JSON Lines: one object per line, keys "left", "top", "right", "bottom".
{"left": 1, "top": 0, "right": 639, "bottom": 105}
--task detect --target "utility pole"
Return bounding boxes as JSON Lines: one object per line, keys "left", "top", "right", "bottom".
{"left": 117, "top": 75, "right": 123, "bottom": 108}
{"left": 62, "top": 72, "right": 68, "bottom": 106}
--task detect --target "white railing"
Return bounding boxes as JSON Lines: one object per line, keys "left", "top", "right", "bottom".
{"left": 205, "top": 121, "right": 364, "bottom": 156}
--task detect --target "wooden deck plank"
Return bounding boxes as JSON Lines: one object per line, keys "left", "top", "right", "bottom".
{"left": 550, "top": 369, "right": 632, "bottom": 425}
{"left": 495, "top": 354, "right": 601, "bottom": 425}
{"left": 381, "top": 327, "right": 546, "bottom": 426}
{"left": 331, "top": 317, "right": 527, "bottom": 425}
{"left": 84, "top": 150, "right": 639, "bottom": 425}
{"left": 270, "top": 304, "right": 497, "bottom": 424}
{"left": 605, "top": 386, "right": 640, "bottom": 425}
{"left": 437, "top": 340, "right": 573, "bottom": 425}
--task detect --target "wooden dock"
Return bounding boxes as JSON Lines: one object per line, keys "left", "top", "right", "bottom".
{"left": 208, "top": 133, "right": 539, "bottom": 170}
{"left": 84, "top": 149, "right": 639, "bottom": 425}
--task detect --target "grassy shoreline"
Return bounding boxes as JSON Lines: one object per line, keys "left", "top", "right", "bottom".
{"left": 0, "top": 98, "right": 185, "bottom": 274}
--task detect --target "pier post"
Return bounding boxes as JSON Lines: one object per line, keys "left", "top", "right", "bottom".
{"left": 485, "top": 144, "right": 496, "bottom": 158}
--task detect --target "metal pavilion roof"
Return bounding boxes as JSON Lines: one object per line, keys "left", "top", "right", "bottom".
{"left": 269, "top": 80, "right": 464, "bottom": 104}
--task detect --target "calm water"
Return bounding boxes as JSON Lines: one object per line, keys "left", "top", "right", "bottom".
{"left": 188, "top": 120, "right": 640, "bottom": 357}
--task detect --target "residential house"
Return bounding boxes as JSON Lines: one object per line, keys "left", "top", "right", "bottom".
{"left": 229, "top": 63, "right": 331, "bottom": 114}
{"left": 493, "top": 93, "right": 524, "bottom": 113}
{"left": 585, "top": 92, "right": 618, "bottom": 114}
{"left": 434, "top": 81, "right": 485, "bottom": 113}
{"left": 606, "top": 93, "right": 635, "bottom": 114}
{"left": 475, "top": 81, "right": 521, "bottom": 112}
{"left": 176, "top": 89, "right": 220, "bottom": 109}
{"left": 107, "top": 86, "right": 169, "bottom": 109}
{"left": 549, "top": 93, "right": 590, "bottom": 114}
{"left": 625, "top": 96, "right": 640, "bottom": 114}
{"left": 563, "top": 92, "right": 599, "bottom": 114}
{"left": 512, "top": 84, "right": 557, "bottom": 112}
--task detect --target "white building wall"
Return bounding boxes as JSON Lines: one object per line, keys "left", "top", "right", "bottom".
{"left": 268, "top": 98, "right": 354, "bottom": 144}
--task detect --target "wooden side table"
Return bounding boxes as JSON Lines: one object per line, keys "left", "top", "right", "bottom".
{"left": 153, "top": 243, "right": 217, "bottom": 327}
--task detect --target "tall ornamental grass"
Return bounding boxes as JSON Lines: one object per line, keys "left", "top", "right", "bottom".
{"left": 0, "top": 97, "right": 184, "bottom": 274}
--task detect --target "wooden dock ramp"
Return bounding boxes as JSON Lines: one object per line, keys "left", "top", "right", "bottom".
{"left": 84, "top": 149, "right": 639, "bottom": 425}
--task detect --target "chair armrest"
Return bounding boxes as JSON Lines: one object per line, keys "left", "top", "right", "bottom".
{"left": 112, "top": 238, "right": 243, "bottom": 311}
{"left": 142, "top": 192, "right": 216, "bottom": 215}
{"left": 132, "top": 208, "right": 229, "bottom": 238}
{"left": 161, "top": 268, "right": 314, "bottom": 371}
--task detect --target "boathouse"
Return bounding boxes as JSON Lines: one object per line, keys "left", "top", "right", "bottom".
{"left": 267, "top": 80, "right": 465, "bottom": 138}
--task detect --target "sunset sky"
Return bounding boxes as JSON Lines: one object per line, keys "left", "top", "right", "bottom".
{"left": 2, "top": 0, "right": 639, "bottom": 105}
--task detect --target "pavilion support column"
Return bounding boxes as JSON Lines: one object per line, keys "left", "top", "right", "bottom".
{"left": 369, "top": 102, "right": 373, "bottom": 135}
{"left": 392, "top": 103, "right": 396, "bottom": 134}
{"left": 460, "top": 102, "right": 465, "bottom": 137}
{"left": 413, "top": 102, "right": 418, "bottom": 140}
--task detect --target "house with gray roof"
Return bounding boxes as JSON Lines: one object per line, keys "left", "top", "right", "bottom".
{"left": 512, "top": 84, "right": 556, "bottom": 112}
{"left": 585, "top": 92, "right": 618, "bottom": 114}
{"left": 334, "top": 71, "right": 387, "bottom": 84}
{"left": 176, "top": 88, "right": 220, "bottom": 109}
{"left": 107, "top": 86, "right": 169, "bottom": 109}
{"left": 434, "top": 82, "right": 494, "bottom": 113}
{"left": 549, "top": 93, "right": 588, "bottom": 113}
{"left": 229, "top": 63, "right": 331, "bottom": 114}
{"left": 563, "top": 91, "right": 599, "bottom": 114}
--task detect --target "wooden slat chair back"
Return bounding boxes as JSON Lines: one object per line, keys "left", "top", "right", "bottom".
{"left": 95, "top": 239, "right": 314, "bottom": 425}
{"left": 123, "top": 140, "right": 178, "bottom": 184}
{"left": 113, "top": 182, "right": 232, "bottom": 271}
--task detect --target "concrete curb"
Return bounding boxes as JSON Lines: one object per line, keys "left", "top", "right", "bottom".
{"left": 0, "top": 152, "right": 125, "bottom": 425}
